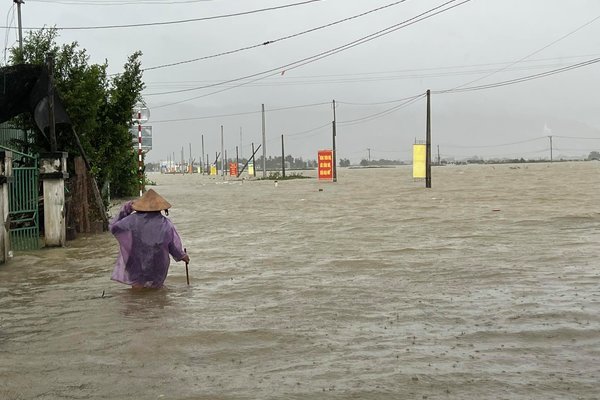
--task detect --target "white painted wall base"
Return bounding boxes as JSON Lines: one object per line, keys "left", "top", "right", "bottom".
{"left": 43, "top": 179, "right": 66, "bottom": 247}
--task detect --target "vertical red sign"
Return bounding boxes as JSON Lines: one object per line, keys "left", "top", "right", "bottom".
{"left": 229, "top": 162, "right": 238, "bottom": 177}
{"left": 318, "top": 150, "right": 333, "bottom": 180}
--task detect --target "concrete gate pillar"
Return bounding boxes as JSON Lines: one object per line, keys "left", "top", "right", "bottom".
{"left": 40, "top": 152, "right": 69, "bottom": 247}
{"left": 0, "top": 151, "right": 13, "bottom": 263}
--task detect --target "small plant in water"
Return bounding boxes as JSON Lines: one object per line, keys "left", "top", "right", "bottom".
{"left": 260, "top": 172, "right": 311, "bottom": 180}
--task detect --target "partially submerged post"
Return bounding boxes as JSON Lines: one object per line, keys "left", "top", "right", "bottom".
{"left": 426, "top": 89, "right": 432, "bottom": 188}
{"left": 332, "top": 100, "right": 338, "bottom": 182}
{"left": 281, "top": 134, "right": 285, "bottom": 178}
{"left": 40, "top": 152, "right": 69, "bottom": 247}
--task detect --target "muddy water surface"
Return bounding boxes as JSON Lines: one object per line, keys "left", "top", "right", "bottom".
{"left": 1, "top": 162, "right": 599, "bottom": 399}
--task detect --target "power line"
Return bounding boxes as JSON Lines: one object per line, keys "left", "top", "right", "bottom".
{"left": 151, "top": 52, "right": 600, "bottom": 126}
{"left": 148, "top": 0, "right": 473, "bottom": 108}
{"left": 286, "top": 122, "right": 331, "bottom": 138}
{"left": 3, "top": 0, "right": 322, "bottom": 30}
{"left": 442, "top": 14, "right": 600, "bottom": 92}
{"left": 438, "top": 136, "right": 547, "bottom": 149}
{"left": 145, "top": 60, "right": 591, "bottom": 88}
{"left": 433, "top": 57, "right": 600, "bottom": 94}
{"left": 554, "top": 135, "right": 600, "bottom": 140}
{"left": 151, "top": 101, "right": 330, "bottom": 124}
{"left": 144, "top": 53, "right": 600, "bottom": 90}
{"left": 338, "top": 94, "right": 426, "bottom": 125}
{"left": 142, "top": 0, "right": 410, "bottom": 72}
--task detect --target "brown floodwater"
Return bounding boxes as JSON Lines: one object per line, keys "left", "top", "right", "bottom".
{"left": 1, "top": 162, "right": 599, "bottom": 399}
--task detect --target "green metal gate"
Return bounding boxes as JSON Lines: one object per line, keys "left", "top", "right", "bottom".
{"left": 7, "top": 149, "right": 40, "bottom": 251}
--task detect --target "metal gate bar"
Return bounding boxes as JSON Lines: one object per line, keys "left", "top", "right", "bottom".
{"left": 8, "top": 150, "right": 40, "bottom": 251}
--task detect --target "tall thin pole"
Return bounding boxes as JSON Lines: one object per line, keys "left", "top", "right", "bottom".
{"left": 14, "top": 0, "right": 23, "bottom": 54}
{"left": 236, "top": 146, "right": 239, "bottom": 176}
{"left": 181, "top": 146, "right": 185, "bottom": 175}
{"left": 239, "top": 127, "right": 243, "bottom": 161}
{"left": 201, "top": 134, "right": 205, "bottom": 174}
{"left": 437, "top": 145, "right": 441, "bottom": 165}
{"left": 252, "top": 142, "right": 257, "bottom": 177}
{"left": 281, "top": 134, "right": 286, "bottom": 178}
{"left": 332, "top": 99, "right": 337, "bottom": 182}
{"left": 46, "top": 53, "right": 57, "bottom": 152}
{"left": 425, "top": 89, "right": 432, "bottom": 189}
{"left": 189, "top": 142, "right": 192, "bottom": 173}
{"left": 262, "top": 104, "right": 267, "bottom": 177}
{"left": 549, "top": 135, "right": 553, "bottom": 162}
{"left": 221, "top": 125, "right": 225, "bottom": 177}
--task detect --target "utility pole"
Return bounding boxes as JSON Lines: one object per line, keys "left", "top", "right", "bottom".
{"left": 181, "top": 146, "right": 185, "bottom": 175}
{"left": 251, "top": 142, "right": 257, "bottom": 177}
{"left": 261, "top": 104, "right": 266, "bottom": 178}
{"left": 201, "top": 134, "right": 205, "bottom": 174}
{"left": 281, "top": 134, "right": 286, "bottom": 178}
{"left": 548, "top": 135, "right": 553, "bottom": 162}
{"left": 332, "top": 99, "right": 337, "bottom": 182}
{"left": 437, "top": 145, "right": 441, "bottom": 166}
{"left": 46, "top": 53, "right": 57, "bottom": 152}
{"left": 425, "top": 89, "right": 432, "bottom": 189}
{"left": 221, "top": 125, "right": 225, "bottom": 177}
{"left": 367, "top": 148, "right": 371, "bottom": 163}
{"left": 14, "top": 0, "right": 24, "bottom": 54}
{"left": 189, "top": 143, "right": 192, "bottom": 173}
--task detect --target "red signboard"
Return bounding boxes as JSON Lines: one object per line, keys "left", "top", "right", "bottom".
{"left": 229, "top": 162, "right": 238, "bottom": 177}
{"left": 318, "top": 150, "right": 333, "bottom": 180}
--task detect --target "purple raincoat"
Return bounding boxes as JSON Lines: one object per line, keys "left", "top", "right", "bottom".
{"left": 109, "top": 202, "right": 186, "bottom": 288}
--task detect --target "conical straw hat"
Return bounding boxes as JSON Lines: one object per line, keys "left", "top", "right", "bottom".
{"left": 132, "top": 189, "right": 172, "bottom": 212}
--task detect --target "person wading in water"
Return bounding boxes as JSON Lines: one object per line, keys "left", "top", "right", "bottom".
{"left": 109, "top": 189, "right": 190, "bottom": 289}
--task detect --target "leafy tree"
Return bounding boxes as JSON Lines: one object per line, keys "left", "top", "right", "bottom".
{"left": 339, "top": 158, "right": 350, "bottom": 167}
{"left": 588, "top": 151, "right": 600, "bottom": 161}
{"left": 8, "top": 28, "right": 144, "bottom": 198}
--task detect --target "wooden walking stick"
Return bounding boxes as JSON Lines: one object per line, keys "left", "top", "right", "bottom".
{"left": 184, "top": 248, "right": 190, "bottom": 285}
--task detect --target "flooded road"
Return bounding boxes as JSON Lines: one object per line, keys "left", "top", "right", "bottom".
{"left": 1, "top": 162, "right": 599, "bottom": 399}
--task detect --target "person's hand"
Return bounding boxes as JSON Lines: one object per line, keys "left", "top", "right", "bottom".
{"left": 123, "top": 200, "right": 134, "bottom": 215}
{"left": 181, "top": 254, "right": 190, "bottom": 264}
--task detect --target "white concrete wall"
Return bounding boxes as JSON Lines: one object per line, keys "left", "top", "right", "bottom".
{"left": 43, "top": 179, "right": 66, "bottom": 247}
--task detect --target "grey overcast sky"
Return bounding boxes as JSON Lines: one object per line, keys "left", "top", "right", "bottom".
{"left": 3, "top": 0, "right": 600, "bottom": 163}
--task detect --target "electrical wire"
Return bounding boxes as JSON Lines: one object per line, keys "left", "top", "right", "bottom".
{"left": 148, "top": 0, "right": 469, "bottom": 96}
{"left": 286, "top": 122, "right": 331, "bottom": 138}
{"left": 151, "top": 101, "right": 330, "bottom": 124}
{"left": 8, "top": 0, "right": 322, "bottom": 30}
{"left": 338, "top": 93, "right": 426, "bottom": 125}
{"left": 143, "top": 0, "right": 410, "bottom": 72}
{"left": 2, "top": 4, "right": 16, "bottom": 64}
{"left": 438, "top": 136, "right": 546, "bottom": 149}
{"left": 441, "top": 14, "right": 600, "bottom": 92}
{"left": 148, "top": 0, "right": 473, "bottom": 109}
{"left": 433, "top": 57, "right": 600, "bottom": 94}
{"left": 554, "top": 135, "right": 600, "bottom": 140}
{"left": 144, "top": 54, "right": 600, "bottom": 90}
